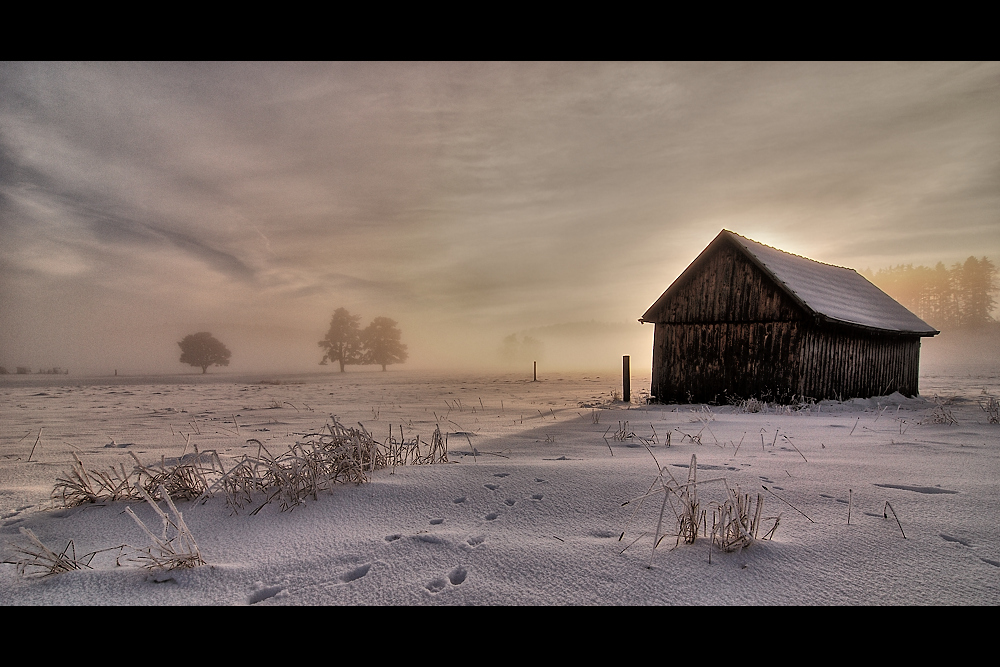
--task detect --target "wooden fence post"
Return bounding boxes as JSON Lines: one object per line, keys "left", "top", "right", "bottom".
{"left": 623, "top": 355, "right": 630, "bottom": 403}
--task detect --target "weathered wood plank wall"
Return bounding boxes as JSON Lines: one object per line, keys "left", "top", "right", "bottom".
{"left": 797, "top": 327, "right": 920, "bottom": 399}
{"left": 648, "top": 242, "right": 924, "bottom": 403}
{"left": 647, "top": 244, "right": 802, "bottom": 324}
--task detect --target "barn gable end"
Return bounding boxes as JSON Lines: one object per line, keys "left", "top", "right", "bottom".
{"left": 642, "top": 236, "right": 804, "bottom": 325}
{"left": 641, "top": 230, "right": 938, "bottom": 404}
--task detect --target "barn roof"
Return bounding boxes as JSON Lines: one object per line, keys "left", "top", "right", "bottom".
{"left": 641, "top": 230, "right": 939, "bottom": 336}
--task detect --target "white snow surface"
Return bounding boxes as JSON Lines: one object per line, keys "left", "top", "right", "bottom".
{"left": 1, "top": 369, "right": 997, "bottom": 605}
{"left": 729, "top": 232, "right": 939, "bottom": 334}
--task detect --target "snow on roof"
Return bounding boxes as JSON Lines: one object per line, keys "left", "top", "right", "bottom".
{"left": 726, "top": 231, "right": 938, "bottom": 335}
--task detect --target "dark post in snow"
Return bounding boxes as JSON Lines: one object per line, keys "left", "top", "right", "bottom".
{"left": 533, "top": 361, "right": 537, "bottom": 382}
{"left": 623, "top": 355, "right": 630, "bottom": 403}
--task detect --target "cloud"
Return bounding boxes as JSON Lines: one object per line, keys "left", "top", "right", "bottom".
{"left": 1, "top": 62, "right": 998, "bottom": 374}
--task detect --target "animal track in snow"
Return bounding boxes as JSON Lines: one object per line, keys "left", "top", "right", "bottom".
{"left": 426, "top": 566, "right": 468, "bottom": 593}
{"left": 425, "top": 577, "right": 448, "bottom": 593}
{"left": 484, "top": 483, "right": 500, "bottom": 490}
{"left": 385, "top": 533, "right": 402, "bottom": 542}
{"left": 504, "top": 499, "right": 516, "bottom": 506}
{"left": 453, "top": 496, "right": 467, "bottom": 504}
{"left": 467, "top": 535, "right": 485, "bottom": 547}
{"left": 534, "top": 478, "right": 546, "bottom": 483}
{"left": 940, "top": 533, "right": 972, "bottom": 547}
{"left": 448, "top": 566, "right": 468, "bottom": 585}
{"left": 340, "top": 563, "right": 372, "bottom": 583}
{"left": 531, "top": 494, "right": 544, "bottom": 501}
{"left": 248, "top": 584, "right": 286, "bottom": 605}
{"left": 493, "top": 473, "right": 510, "bottom": 478}
{"left": 429, "top": 518, "right": 445, "bottom": 525}
{"left": 874, "top": 483, "right": 958, "bottom": 495}
{"left": 485, "top": 512, "right": 498, "bottom": 521}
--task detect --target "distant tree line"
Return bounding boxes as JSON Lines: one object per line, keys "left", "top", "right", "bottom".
{"left": 0, "top": 366, "right": 68, "bottom": 375}
{"left": 318, "top": 307, "right": 408, "bottom": 372}
{"left": 863, "top": 256, "right": 998, "bottom": 329}
{"left": 170, "top": 311, "right": 407, "bottom": 374}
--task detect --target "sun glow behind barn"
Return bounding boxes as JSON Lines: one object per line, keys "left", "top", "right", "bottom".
{"left": 0, "top": 62, "right": 998, "bottom": 376}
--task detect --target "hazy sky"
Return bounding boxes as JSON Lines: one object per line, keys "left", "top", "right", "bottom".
{"left": 2, "top": 62, "right": 998, "bottom": 375}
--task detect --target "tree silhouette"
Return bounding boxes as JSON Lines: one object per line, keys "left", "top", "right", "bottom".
{"left": 361, "top": 317, "right": 408, "bottom": 371}
{"left": 869, "top": 256, "right": 997, "bottom": 329}
{"left": 955, "top": 256, "right": 998, "bottom": 327}
{"left": 178, "top": 332, "right": 231, "bottom": 374}
{"left": 319, "top": 307, "right": 363, "bottom": 372}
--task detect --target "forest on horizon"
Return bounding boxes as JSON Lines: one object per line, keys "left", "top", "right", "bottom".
{"left": 864, "top": 256, "right": 998, "bottom": 331}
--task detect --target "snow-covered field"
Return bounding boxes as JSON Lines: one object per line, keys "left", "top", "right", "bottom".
{"left": 2, "top": 368, "right": 998, "bottom": 605}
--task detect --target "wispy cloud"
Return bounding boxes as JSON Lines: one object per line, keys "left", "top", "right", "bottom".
{"left": 1, "top": 62, "right": 998, "bottom": 373}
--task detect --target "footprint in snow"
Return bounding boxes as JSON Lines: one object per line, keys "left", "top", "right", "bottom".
{"left": 425, "top": 577, "right": 448, "bottom": 594}
{"left": 429, "top": 518, "right": 445, "bottom": 525}
{"left": 467, "top": 535, "right": 485, "bottom": 547}
{"left": 531, "top": 494, "right": 544, "bottom": 501}
{"left": 484, "top": 483, "right": 500, "bottom": 490}
{"left": 504, "top": 499, "right": 516, "bottom": 506}
{"left": 448, "top": 566, "right": 468, "bottom": 585}
{"left": 340, "top": 563, "right": 372, "bottom": 583}
{"left": 247, "top": 584, "right": 287, "bottom": 605}
{"left": 485, "top": 512, "right": 498, "bottom": 521}
{"left": 453, "top": 496, "right": 467, "bottom": 504}
{"left": 589, "top": 529, "right": 617, "bottom": 539}
{"left": 385, "top": 533, "right": 402, "bottom": 542}
{"left": 493, "top": 473, "right": 510, "bottom": 478}
{"left": 940, "top": 533, "right": 972, "bottom": 547}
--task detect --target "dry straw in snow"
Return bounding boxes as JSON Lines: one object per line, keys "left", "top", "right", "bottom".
{"left": 621, "top": 454, "right": 780, "bottom": 567}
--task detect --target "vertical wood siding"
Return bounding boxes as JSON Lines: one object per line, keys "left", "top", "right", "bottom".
{"left": 646, "top": 244, "right": 803, "bottom": 324}
{"left": 653, "top": 321, "right": 921, "bottom": 403}
{"left": 648, "top": 242, "right": 924, "bottom": 403}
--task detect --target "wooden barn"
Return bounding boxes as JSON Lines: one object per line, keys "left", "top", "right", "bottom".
{"left": 640, "top": 230, "right": 939, "bottom": 404}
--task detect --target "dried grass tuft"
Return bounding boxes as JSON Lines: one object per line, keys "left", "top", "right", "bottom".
{"left": 731, "top": 397, "right": 766, "bottom": 414}
{"left": 51, "top": 416, "right": 450, "bottom": 518}
{"left": 710, "top": 487, "right": 767, "bottom": 553}
{"left": 122, "top": 485, "right": 205, "bottom": 570}
{"left": 619, "top": 454, "right": 780, "bottom": 568}
{"left": 52, "top": 453, "right": 140, "bottom": 507}
{"left": 7, "top": 528, "right": 99, "bottom": 577}
{"left": 920, "top": 402, "right": 958, "bottom": 426}
{"left": 980, "top": 395, "right": 999, "bottom": 424}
